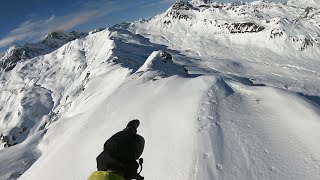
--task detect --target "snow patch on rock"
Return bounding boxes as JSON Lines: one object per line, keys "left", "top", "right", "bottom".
{"left": 137, "top": 50, "right": 187, "bottom": 77}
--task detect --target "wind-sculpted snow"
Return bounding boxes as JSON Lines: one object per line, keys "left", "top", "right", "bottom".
{"left": 196, "top": 80, "right": 320, "bottom": 179}
{"left": 1, "top": 1, "right": 320, "bottom": 180}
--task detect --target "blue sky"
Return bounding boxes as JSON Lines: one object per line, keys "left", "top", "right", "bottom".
{"left": 0, "top": 0, "right": 285, "bottom": 53}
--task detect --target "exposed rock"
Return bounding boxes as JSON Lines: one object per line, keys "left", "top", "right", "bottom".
{"left": 0, "top": 133, "right": 11, "bottom": 149}
{"left": 227, "top": 22, "right": 265, "bottom": 33}
{"left": 172, "top": 1, "right": 199, "bottom": 11}
{"left": 0, "top": 46, "right": 30, "bottom": 72}
{"left": 270, "top": 29, "right": 284, "bottom": 38}
{"left": 166, "top": 10, "right": 191, "bottom": 20}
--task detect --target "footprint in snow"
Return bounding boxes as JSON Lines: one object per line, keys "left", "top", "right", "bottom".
{"left": 203, "top": 153, "right": 209, "bottom": 159}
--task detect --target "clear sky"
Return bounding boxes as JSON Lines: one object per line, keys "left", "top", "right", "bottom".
{"left": 0, "top": 0, "right": 286, "bottom": 53}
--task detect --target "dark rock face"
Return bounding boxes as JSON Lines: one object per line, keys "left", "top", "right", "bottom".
{"left": 45, "top": 31, "right": 86, "bottom": 43}
{"left": 0, "top": 47, "right": 30, "bottom": 72}
{"left": 227, "top": 22, "right": 265, "bottom": 33}
{"left": 300, "top": 38, "right": 313, "bottom": 51}
{"left": 166, "top": 10, "right": 191, "bottom": 20}
{"left": 0, "top": 134, "right": 10, "bottom": 148}
{"left": 0, "top": 31, "right": 88, "bottom": 72}
{"left": 167, "top": 1, "right": 198, "bottom": 21}
{"left": 159, "top": 51, "right": 173, "bottom": 63}
{"left": 172, "top": 1, "right": 199, "bottom": 11}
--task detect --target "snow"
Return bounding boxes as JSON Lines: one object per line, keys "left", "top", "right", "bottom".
{"left": 0, "top": 130, "right": 45, "bottom": 180}
{"left": 288, "top": 0, "right": 320, "bottom": 9}
{"left": 1, "top": 0, "right": 320, "bottom": 180}
{"left": 137, "top": 50, "right": 187, "bottom": 77}
{"left": 0, "top": 31, "right": 87, "bottom": 72}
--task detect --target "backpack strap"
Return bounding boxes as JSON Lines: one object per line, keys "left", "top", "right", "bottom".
{"left": 138, "top": 158, "right": 143, "bottom": 174}
{"left": 123, "top": 158, "right": 144, "bottom": 180}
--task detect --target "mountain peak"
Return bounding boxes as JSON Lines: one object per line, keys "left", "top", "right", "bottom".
{"left": 172, "top": 1, "right": 198, "bottom": 11}
{"left": 0, "top": 30, "right": 88, "bottom": 72}
{"left": 44, "top": 31, "right": 87, "bottom": 41}
{"left": 8, "top": 43, "right": 22, "bottom": 50}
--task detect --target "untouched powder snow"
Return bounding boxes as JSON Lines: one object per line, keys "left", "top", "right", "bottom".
{"left": 1, "top": 1, "right": 320, "bottom": 180}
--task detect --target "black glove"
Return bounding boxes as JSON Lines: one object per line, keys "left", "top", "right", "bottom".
{"left": 126, "top": 119, "right": 140, "bottom": 130}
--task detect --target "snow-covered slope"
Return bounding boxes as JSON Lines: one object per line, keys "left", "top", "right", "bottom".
{"left": 288, "top": 0, "right": 320, "bottom": 8}
{"left": 0, "top": 31, "right": 87, "bottom": 72}
{"left": 1, "top": 1, "right": 320, "bottom": 180}
{"left": 138, "top": 0, "right": 320, "bottom": 56}
{"left": 0, "top": 31, "right": 90, "bottom": 149}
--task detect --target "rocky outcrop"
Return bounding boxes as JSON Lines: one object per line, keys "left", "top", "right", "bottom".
{"left": 227, "top": 22, "right": 265, "bottom": 33}
{"left": 0, "top": 45, "right": 30, "bottom": 71}
{"left": 172, "top": 1, "right": 199, "bottom": 11}
{"left": 166, "top": 1, "right": 201, "bottom": 21}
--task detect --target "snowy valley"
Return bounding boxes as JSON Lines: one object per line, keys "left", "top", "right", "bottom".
{"left": 0, "top": 0, "right": 320, "bottom": 179}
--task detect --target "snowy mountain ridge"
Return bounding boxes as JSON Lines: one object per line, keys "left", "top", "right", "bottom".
{"left": 0, "top": 31, "right": 87, "bottom": 72}
{"left": 137, "top": 0, "right": 320, "bottom": 56}
{"left": 0, "top": 1, "right": 320, "bottom": 180}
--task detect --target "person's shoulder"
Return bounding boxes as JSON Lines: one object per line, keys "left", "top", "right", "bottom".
{"left": 88, "top": 171, "right": 125, "bottom": 180}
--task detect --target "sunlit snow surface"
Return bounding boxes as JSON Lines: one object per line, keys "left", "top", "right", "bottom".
{"left": 1, "top": 1, "right": 320, "bottom": 180}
